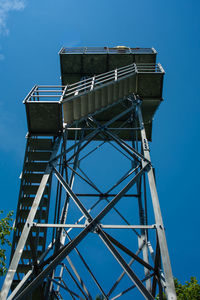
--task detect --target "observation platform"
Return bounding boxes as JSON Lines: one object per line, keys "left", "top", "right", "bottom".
{"left": 59, "top": 47, "right": 157, "bottom": 84}
{"left": 24, "top": 47, "right": 164, "bottom": 141}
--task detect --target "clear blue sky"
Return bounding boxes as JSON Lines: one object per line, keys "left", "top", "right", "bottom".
{"left": 0, "top": 0, "right": 200, "bottom": 297}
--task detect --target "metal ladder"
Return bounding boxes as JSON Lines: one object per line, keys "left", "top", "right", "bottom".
{"left": 11, "top": 137, "right": 54, "bottom": 277}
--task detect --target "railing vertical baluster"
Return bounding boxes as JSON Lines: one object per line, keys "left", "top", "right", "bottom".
{"left": 134, "top": 63, "right": 138, "bottom": 74}
{"left": 91, "top": 76, "right": 95, "bottom": 91}
{"left": 60, "top": 85, "right": 68, "bottom": 103}
{"left": 115, "top": 69, "right": 117, "bottom": 81}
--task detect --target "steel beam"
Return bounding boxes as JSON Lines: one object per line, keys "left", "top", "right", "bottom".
{"left": 98, "top": 228, "right": 154, "bottom": 300}
{"left": 12, "top": 165, "right": 147, "bottom": 299}
{"left": 107, "top": 241, "right": 145, "bottom": 297}
{"left": 137, "top": 102, "right": 176, "bottom": 300}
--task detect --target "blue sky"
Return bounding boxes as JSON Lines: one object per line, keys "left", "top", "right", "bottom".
{"left": 0, "top": 0, "right": 200, "bottom": 297}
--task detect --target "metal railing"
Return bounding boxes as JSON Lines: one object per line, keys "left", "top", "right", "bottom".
{"left": 23, "top": 85, "right": 66, "bottom": 103}
{"left": 24, "top": 63, "right": 164, "bottom": 103}
{"left": 62, "top": 63, "right": 164, "bottom": 102}
{"left": 59, "top": 47, "right": 155, "bottom": 55}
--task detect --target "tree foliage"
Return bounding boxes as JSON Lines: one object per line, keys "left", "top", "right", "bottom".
{"left": 156, "top": 277, "right": 200, "bottom": 300}
{"left": 174, "top": 277, "right": 200, "bottom": 300}
{"left": 0, "top": 210, "right": 14, "bottom": 276}
{"left": 96, "top": 277, "right": 200, "bottom": 300}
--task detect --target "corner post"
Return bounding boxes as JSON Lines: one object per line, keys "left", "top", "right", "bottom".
{"left": 137, "top": 100, "right": 177, "bottom": 300}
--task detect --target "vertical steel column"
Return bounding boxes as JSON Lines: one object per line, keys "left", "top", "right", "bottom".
{"left": 130, "top": 112, "right": 151, "bottom": 292}
{"left": 137, "top": 101, "right": 176, "bottom": 300}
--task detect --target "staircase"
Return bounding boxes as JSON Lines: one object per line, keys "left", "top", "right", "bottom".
{"left": 11, "top": 137, "right": 54, "bottom": 277}
{"left": 62, "top": 63, "right": 136, "bottom": 123}
{"left": 62, "top": 63, "right": 163, "bottom": 125}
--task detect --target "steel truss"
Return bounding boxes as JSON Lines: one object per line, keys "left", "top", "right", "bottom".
{"left": 1, "top": 98, "right": 176, "bottom": 300}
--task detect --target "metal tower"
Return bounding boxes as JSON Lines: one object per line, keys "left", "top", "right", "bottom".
{"left": 1, "top": 47, "right": 176, "bottom": 300}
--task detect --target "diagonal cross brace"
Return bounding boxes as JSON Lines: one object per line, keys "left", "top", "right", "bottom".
{"left": 98, "top": 228, "right": 154, "bottom": 300}
{"left": 107, "top": 241, "right": 145, "bottom": 297}
{"left": 13, "top": 163, "right": 148, "bottom": 300}
{"left": 65, "top": 231, "right": 108, "bottom": 299}
{"left": 103, "top": 232, "right": 154, "bottom": 272}
{"left": 51, "top": 103, "right": 137, "bottom": 164}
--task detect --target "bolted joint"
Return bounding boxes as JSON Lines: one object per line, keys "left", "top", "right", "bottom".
{"left": 84, "top": 219, "right": 99, "bottom": 233}
{"left": 143, "top": 138, "right": 150, "bottom": 151}
{"left": 100, "top": 125, "right": 107, "bottom": 131}
{"left": 144, "top": 162, "right": 152, "bottom": 172}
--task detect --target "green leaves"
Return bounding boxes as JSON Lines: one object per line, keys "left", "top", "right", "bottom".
{"left": 97, "top": 277, "right": 200, "bottom": 300}
{"left": 156, "top": 277, "right": 200, "bottom": 300}
{"left": 0, "top": 210, "right": 14, "bottom": 276}
{"left": 174, "top": 277, "right": 200, "bottom": 300}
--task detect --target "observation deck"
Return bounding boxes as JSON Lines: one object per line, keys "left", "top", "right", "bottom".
{"left": 59, "top": 46, "right": 157, "bottom": 84}
{"left": 24, "top": 47, "right": 164, "bottom": 141}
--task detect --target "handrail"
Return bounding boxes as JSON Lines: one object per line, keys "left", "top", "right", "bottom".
{"left": 24, "top": 86, "right": 65, "bottom": 103}
{"left": 24, "top": 63, "right": 164, "bottom": 103}
{"left": 59, "top": 47, "right": 155, "bottom": 55}
{"left": 62, "top": 63, "right": 163, "bottom": 102}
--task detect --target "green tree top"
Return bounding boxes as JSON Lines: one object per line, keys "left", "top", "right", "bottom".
{"left": 0, "top": 210, "right": 14, "bottom": 276}
{"left": 97, "top": 277, "right": 200, "bottom": 300}
{"left": 157, "top": 277, "right": 200, "bottom": 300}
{"left": 174, "top": 277, "right": 200, "bottom": 300}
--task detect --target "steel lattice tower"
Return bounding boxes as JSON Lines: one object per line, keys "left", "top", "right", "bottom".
{"left": 1, "top": 47, "right": 177, "bottom": 300}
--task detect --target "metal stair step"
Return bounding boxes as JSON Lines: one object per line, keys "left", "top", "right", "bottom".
{"left": 128, "top": 76, "right": 136, "bottom": 94}
{"left": 21, "top": 250, "right": 43, "bottom": 259}
{"left": 17, "top": 264, "right": 32, "bottom": 274}
{"left": 22, "top": 185, "right": 49, "bottom": 195}
{"left": 25, "top": 162, "right": 48, "bottom": 172}
{"left": 18, "top": 209, "right": 48, "bottom": 220}
{"left": 88, "top": 91, "right": 95, "bottom": 114}
{"left": 27, "top": 151, "right": 52, "bottom": 162}
{"left": 118, "top": 80, "right": 125, "bottom": 98}
{"left": 10, "top": 135, "right": 56, "bottom": 282}
{"left": 62, "top": 68, "right": 139, "bottom": 125}
{"left": 24, "top": 173, "right": 43, "bottom": 183}
{"left": 15, "top": 236, "right": 45, "bottom": 247}
{"left": 28, "top": 138, "right": 53, "bottom": 151}
{"left": 124, "top": 78, "right": 129, "bottom": 96}
{"left": 64, "top": 100, "right": 74, "bottom": 123}
{"left": 101, "top": 85, "right": 108, "bottom": 107}
{"left": 107, "top": 83, "right": 114, "bottom": 104}
{"left": 19, "top": 196, "right": 48, "bottom": 207}
{"left": 95, "top": 89, "right": 102, "bottom": 110}
{"left": 73, "top": 97, "right": 81, "bottom": 120}
{"left": 81, "top": 94, "right": 88, "bottom": 117}
{"left": 113, "top": 82, "right": 119, "bottom": 103}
